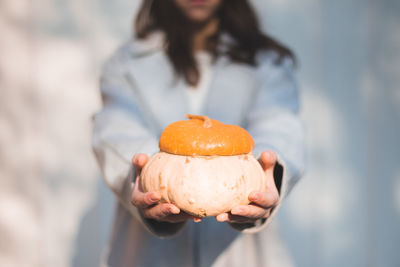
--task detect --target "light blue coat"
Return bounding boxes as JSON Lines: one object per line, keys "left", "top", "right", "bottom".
{"left": 92, "top": 32, "right": 305, "bottom": 267}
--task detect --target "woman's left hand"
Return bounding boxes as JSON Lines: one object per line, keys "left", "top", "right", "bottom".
{"left": 216, "top": 151, "right": 280, "bottom": 224}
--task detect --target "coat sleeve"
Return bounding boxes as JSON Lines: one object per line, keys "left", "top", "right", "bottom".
{"left": 92, "top": 47, "right": 186, "bottom": 237}
{"left": 230, "top": 54, "right": 305, "bottom": 233}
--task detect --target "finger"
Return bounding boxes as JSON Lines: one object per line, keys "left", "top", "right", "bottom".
{"left": 193, "top": 217, "right": 203, "bottom": 223}
{"left": 167, "top": 210, "right": 202, "bottom": 223}
{"left": 249, "top": 191, "right": 279, "bottom": 209}
{"left": 131, "top": 191, "right": 160, "bottom": 209}
{"left": 263, "top": 208, "right": 271, "bottom": 219}
{"left": 163, "top": 213, "right": 198, "bottom": 223}
{"left": 170, "top": 211, "right": 202, "bottom": 223}
{"left": 142, "top": 203, "right": 180, "bottom": 220}
{"left": 132, "top": 153, "right": 148, "bottom": 175}
{"left": 258, "top": 151, "right": 277, "bottom": 172}
{"left": 216, "top": 213, "right": 229, "bottom": 222}
{"left": 133, "top": 172, "right": 142, "bottom": 193}
{"left": 231, "top": 204, "right": 268, "bottom": 219}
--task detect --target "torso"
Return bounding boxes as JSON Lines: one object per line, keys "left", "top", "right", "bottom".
{"left": 121, "top": 38, "right": 261, "bottom": 135}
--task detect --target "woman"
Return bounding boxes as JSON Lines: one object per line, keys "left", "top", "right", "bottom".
{"left": 92, "top": 0, "right": 305, "bottom": 266}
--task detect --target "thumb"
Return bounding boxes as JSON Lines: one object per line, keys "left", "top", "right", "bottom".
{"left": 258, "top": 151, "right": 277, "bottom": 172}
{"left": 132, "top": 153, "right": 149, "bottom": 175}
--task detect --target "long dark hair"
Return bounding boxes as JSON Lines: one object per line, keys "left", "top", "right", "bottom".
{"left": 135, "top": 0, "right": 295, "bottom": 86}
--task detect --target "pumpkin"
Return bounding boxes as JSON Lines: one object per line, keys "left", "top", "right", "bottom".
{"left": 140, "top": 115, "right": 266, "bottom": 217}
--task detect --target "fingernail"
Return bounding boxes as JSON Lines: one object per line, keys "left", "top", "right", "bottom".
{"left": 193, "top": 218, "right": 202, "bottom": 223}
{"left": 250, "top": 193, "right": 259, "bottom": 201}
{"left": 150, "top": 194, "right": 159, "bottom": 202}
{"left": 266, "top": 152, "right": 273, "bottom": 162}
{"left": 270, "top": 151, "right": 277, "bottom": 162}
{"left": 217, "top": 214, "right": 228, "bottom": 222}
{"left": 170, "top": 206, "right": 179, "bottom": 214}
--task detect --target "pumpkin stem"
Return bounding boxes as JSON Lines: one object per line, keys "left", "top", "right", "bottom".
{"left": 186, "top": 114, "right": 212, "bottom": 128}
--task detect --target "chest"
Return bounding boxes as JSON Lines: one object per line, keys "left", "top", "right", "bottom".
{"left": 124, "top": 52, "right": 260, "bottom": 134}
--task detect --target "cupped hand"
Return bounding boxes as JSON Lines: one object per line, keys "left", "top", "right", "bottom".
{"left": 216, "top": 151, "right": 280, "bottom": 224}
{"left": 131, "top": 153, "right": 202, "bottom": 223}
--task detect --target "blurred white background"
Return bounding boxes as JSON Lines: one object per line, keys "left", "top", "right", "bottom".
{"left": 0, "top": 0, "right": 399, "bottom": 266}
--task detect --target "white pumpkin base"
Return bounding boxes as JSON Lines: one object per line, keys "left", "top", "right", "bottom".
{"left": 140, "top": 152, "right": 266, "bottom": 217}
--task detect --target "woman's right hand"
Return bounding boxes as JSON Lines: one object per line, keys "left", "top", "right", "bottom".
{"left": 131, "top": 153, "right": 201, "bottom": 223}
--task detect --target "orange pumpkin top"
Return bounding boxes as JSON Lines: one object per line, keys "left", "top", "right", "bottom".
{"left": 159, "top": 115, "right": 254, "bottom": 156}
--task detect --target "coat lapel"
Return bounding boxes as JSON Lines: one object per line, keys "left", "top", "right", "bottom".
{"left": 203, "top": 56, "right": 258, "bottom": 126}
{"left": 124, "top": 34, "right": 188, "bottom": 135}
{"left": 123, "top": 31, "right": 259, "bottom": 131}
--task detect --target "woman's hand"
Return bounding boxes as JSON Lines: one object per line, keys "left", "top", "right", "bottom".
{"left": 131, "top": 154, "right": 202, "bottom": 223}
{"left": 216, "top": 151, "right": 280, "bottom": 224}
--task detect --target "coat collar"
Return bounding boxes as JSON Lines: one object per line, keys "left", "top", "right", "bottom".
{"left": 129, "top": 31, "right": 165, "bottom": 57}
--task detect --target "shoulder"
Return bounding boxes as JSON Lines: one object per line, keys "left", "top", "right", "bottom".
{"left": 256, "top": 50, "right": 295, "bottom": 71}
{"left": 110, "top": 31, "right": 164, "bottom": 62}
{"left": 218, "top": 31, "right": 295, "bottom": 73}
{"left": 102, "top": 32, "right": 165, "bottom": 75}
{"left": 254, "top": 50, "right": 296, "bottom": 81}
{"left": 101, "top": 42, "right": 133, "bottom": 78}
